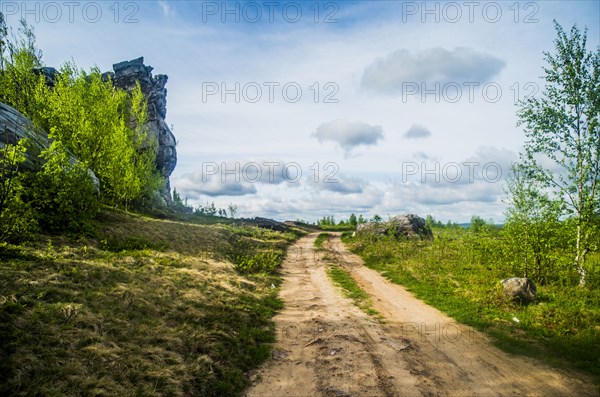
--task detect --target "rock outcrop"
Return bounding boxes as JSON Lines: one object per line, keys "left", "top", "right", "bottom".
{"left": 2, "top": 57, "right": 177, "bottom": 206}
{"left": 0, "top": 102, "right": 48, "bottom": 170}
{"left": 243, "top": 217, "right": 289, "bottom": 233}
{"left": 0, "top": 102, "right": 99, "bottom": 189}
{"left": 501, "top": 277, "right": 537, "bottom": 304}
{"left": 357, "top": 214, "right": 433, "bottom": 239}
{"left": 108, "top": 57, "right": 177, "bottom": 205}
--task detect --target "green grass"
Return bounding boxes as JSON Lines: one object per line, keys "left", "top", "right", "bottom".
{"left": 317, "top": 224, "right": 355, "bottom": 231}
{"left": 326, "top": 265, "right": 382, "bottom": 319}
{"left": 343, "top": 230, "right": 600, "bottom": 382}
{"left": 314, "top": 233, "right": 330, "bottom": 250}
{"left": 0, "top": 209, "right": 299, "bottom": 396}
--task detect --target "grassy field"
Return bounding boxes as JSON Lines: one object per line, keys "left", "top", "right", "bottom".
{"left": 343, "top": 229, "right": 600, "bottom": 382}
{"left": 0, "top": 209, "right": 302, "bottom": 396}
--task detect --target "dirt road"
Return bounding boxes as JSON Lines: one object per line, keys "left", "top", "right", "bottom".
{"left": 246, "top": 233, "right": 598, "bottom": 397}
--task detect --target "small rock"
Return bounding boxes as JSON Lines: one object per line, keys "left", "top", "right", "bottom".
{"left": 501, "top": 277, "right": 537, "bottom": 304}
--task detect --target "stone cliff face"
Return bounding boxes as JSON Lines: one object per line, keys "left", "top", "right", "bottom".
{"left": 0, "top": 102, "right": 49, "bottom": 170}
{"left": 105, "top": 57, "right": 177, "bottom": 205}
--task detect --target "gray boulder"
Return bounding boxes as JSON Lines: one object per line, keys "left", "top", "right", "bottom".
{"left": 357, "top": 214, "right": 432, "bottom": 239}
{"left": 0, "top": 102, "right": 48, "bottom": 171}
{"left": 387, "top": 214, "right": 433, "bottom": 239}
{"left": 0, "top": 102, "right": 99, "bottom": 189}
{"left": 501, "top": 277, "right": 536, "bottom": 304}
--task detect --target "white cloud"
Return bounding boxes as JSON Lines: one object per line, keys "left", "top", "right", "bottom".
{"left": 312, "top": 119, "right": 383, "bottom": 157}
{"left": 173, "top": 170, "right": 257, "bottom": 198}
{"left": 404, "top": 124, "right": 432, "bottom": 139}
{"left": 361, "top": 47, "right": 505, "bottom": 94}
{"left": 158, "top": 1, "right": 174, "bottom": 17}
{"left": 309, "top": 174, "right": 365, "bottom": 194}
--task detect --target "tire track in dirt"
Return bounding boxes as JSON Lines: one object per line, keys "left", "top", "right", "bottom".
{"left": 246, "top": 233, "right": 598, "bottom": 397}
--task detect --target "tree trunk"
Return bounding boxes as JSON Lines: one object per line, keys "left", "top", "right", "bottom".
{"left": 575, "top": 224, "right": 587, "bottom": 286}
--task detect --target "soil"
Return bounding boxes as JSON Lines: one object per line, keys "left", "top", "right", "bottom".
{"left": 245, "top": 233, "right": 598, "bottom": 397}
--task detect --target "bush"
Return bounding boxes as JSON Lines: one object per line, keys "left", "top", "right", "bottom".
{"left": 234, "top": 251, "right": 282, "bottom": 274}
{"left": 23, "top": 142, "right": 99, "bottom": 234}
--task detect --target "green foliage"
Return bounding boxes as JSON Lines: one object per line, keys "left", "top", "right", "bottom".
{"left": 0, "top": 18, "right": 46, "bottom": 124}
{"left": 371, "top": 214, "right": 383, "bottom": 223}
{"left": 425, "top": 215, "right": 445, "bottom": 229}
{"left": 22, "top": 141, "right": 99, "bottom": 234}
{"left": 516, "top": 22, "right": 600, "bottom": 286}
{"left": 234, "top": 251, "right": 282, "bottom": 274}
{"left": 314, "top": 233, "right": 330, "bottom": 250}
{"left": 0, "top": 15, "right": 166, "bottom": 239}
{"left": 504, "top": 164, "right": 570, "bottom": 284}
{"left": 42, "top": 66, "right": 163, "bottom": 210}
{"left": 318, "top": 215, "right": 336, "bottom": 226}
{"left": 469, "top": 215, "right": 493, "bottom": 233}
{"left": 326, "top": 265, "right": 381, "bottom": 318}
{"left": 348, "top": 213, "right": 357, "bottom": 226}
{"left": 0, "top": 138, "right": 37, "bottom": 242}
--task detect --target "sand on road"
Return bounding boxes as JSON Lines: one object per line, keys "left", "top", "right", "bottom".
{"left": 246, "top": 233, "right": 598, "bottom": 397}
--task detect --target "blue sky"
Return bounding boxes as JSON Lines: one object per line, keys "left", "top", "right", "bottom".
{"left": 3, "top": 0, "right": 599, "bottom": 222}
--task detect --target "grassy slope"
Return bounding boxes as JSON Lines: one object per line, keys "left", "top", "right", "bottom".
{"left": 0, "top": 210, "right": 301, "bottom": 396}
{"left": 342, "top": 230, "right": 600, "bottom": 383}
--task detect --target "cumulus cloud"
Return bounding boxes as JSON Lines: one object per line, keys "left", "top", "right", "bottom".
{"left": 172, "top": 170, "right": 257, "bottom": 198}
{"left": 309, "top": 174, "right": 365, "bottom": 194}
{"left": 404, "top": 124, "right": 431, "bottom": 139}
{"left": 361, "top": 47, "right": 505, "bottom": 95}
{"left": 312, "top": 119, "right": 383, "bottom": 156}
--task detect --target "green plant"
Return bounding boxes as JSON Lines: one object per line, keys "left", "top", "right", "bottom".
{"left": 314, "top": 233, "right": 330, "bottom": 250}
{"left": 517, "top": 22, "right": 600, "bottom": 286}
{"left": 23, "top": 141, "right": 99, "bottom": 234}
{"left": 235, "top": 251, "right": 282, "bottom": 274}
{"left": 326, "top": 264, "right": 381, "bottom": 318}
{"left": 0, "top": 138, "right": 38, "bottom": 242}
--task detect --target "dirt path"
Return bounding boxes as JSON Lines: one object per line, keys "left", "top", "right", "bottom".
{"left": 246, "top": 233, "right": 598, "bottom": 397}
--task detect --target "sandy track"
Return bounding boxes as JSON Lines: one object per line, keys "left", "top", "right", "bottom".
{"left": 245, "top": 233, "right": 598, "bottom": 397}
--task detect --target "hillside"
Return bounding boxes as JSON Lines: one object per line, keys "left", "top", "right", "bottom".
{"left": 0, "top": 210, "right": 303, "bottom": 396}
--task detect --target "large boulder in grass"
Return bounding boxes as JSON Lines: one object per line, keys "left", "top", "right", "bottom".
{"left": 357, "top": 214, "right": 432, "bottom": 240}
{"left": 501, "top": 277, "right": 537, "bottom": 304}
{"left": 387, "top": 214, "right": 433, "bottom": 239}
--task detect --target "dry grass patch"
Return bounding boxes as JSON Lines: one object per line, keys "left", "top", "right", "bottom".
{"left": 0, "top": 210, "right": 300, "bottom": 396}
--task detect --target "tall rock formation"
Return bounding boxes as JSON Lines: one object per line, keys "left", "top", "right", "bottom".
{"left": 1, "top": 57, "right": 177, "bottom": 206}
{"left": 105, "top": 57, "right": 177, "bottom": 205}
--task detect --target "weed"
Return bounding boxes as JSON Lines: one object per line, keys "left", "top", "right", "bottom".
{"left": 314, "top": 233, "right": 330, "bottom": 251}
{"left": 326, "top": 264, "right": 382, "bottom": 319}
